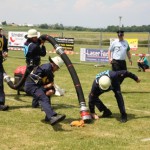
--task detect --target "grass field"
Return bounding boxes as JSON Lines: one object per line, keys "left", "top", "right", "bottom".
{"left": 0, "top": 28, "right": 150, "bottom": 149}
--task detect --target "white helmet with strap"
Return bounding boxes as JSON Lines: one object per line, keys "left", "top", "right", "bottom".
{"left": 27, "top": 29, "right": 38, "bottom": 38}
{"left": 50, "top": 56, "right": 64, "bottom": 68}
{"left": 98, "top": 75, "right": 111, "bottom": 90}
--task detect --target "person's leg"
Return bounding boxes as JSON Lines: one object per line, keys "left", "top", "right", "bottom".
{"left": 88, "top": 81, "right": 112, "bottom": 119}
{"left": 113, "top": 90, "right": 127, "bottom": 123}
{"left": 34, "top": 88, "right": 66, "bottom": 125}
{"left": 0, "top": 66, "right": 8, "bottom": 111}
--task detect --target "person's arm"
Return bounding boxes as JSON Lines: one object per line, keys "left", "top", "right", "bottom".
{"left": 127, "top": 50, "right": 132, "bottom": 65}
{"left": 108, "top": 50, "right": 112, "bottom": 64}
{"left": 116, "top": 70, "right": 141, "bottom": 83}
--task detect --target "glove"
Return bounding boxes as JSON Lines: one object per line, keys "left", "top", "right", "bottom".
{"left": 70, "top": 120, "right": 85, "bottom": 127}
{"left": 3, "top": 75, "right": 11, "bottom": 83}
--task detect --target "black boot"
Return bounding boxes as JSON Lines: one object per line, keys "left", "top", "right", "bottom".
{"left": 0, "top": 105, "right": 9, "bottom": 111}
{"left": 50, "top": 114, "right": 66, "bottom": 126}
{"left": 101, "top": 109, "right": 112, "bottom": 118}
{"left": 120, "top": 113, "right": 127, "bottom": 123}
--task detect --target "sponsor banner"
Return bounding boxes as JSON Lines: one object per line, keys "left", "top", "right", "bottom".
{"left": 110, "top": 38, "right": 138, "bottom": 50}
{"left": 8, "top": 31, "right": 40, "bottom": 48}
{"left": 54, "top": 37, "right": 74, "bottom": 51}
{"left": 127, "top": 39, "right": 138, "bottom": 50}
{"left": 80, "top": 48, "right": 108, "bottom": 63}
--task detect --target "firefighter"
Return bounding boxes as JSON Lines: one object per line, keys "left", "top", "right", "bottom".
{"left": 24, "top": 29, "right": 46, "bottom": 67}
{"left": 0, "top": 26, "right": 9, "bottom": 111}
{"left": 24, "top": 29, "right": 47, "bottom": 107}
{"left": 88, "top": 70, "right": 140, "bottom": 123}
{"left": 24, "top": 56, "right": 66, "bottom": 126}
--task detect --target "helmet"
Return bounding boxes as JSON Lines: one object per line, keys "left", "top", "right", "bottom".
{"left": 51, "top": 56, "right": 64, "bottom": 68}
{"left": 0, "top": 26, "right": 3, "bottom": 30}
{"left": 27, "top": 29, "right": 38, "bottom": 38}
{"left": 98, "top": 75, "right": 111, "bottom": 90}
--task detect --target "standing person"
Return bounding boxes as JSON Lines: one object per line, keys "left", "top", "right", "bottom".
{"left": 24, "top": 56, "right": 66, "bottom": 126}
{"left": 24, "top": 29, "right": 47, "bottom": 108}
{"left": 24, "top": 29, "right": 46, "bottom": 67}
{"left": 88, "top": 70, "right": 140, "bottom": 123}
{"left": 137, "top": 54, "right": 149, "bottom": 72}
{"left": 0, "top": 26, "right": 9, "bottom": 111}
{"left": 108, "top": 30, "right": 132, "bottom": 83}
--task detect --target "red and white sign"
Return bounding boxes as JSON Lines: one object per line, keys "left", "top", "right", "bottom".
{"left": 8, "top": 31, "right": 40, "bottom": 48}
{"left": 8, "top": 31, "right": 27, "bottom": 47}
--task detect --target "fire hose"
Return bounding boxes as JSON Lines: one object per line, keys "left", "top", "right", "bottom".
{"left": 4, "top": 35, "right": 92, "bottom": 122}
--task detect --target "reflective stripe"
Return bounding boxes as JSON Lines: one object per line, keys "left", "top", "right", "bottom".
{"left": 95, "top": 70, "right": 110, "bottom": 83}
{"left": 0, "top": 37, "right": 4, "bottom": 51}
{"left": 23, "top": 43, "right": 32, "bottom": 56}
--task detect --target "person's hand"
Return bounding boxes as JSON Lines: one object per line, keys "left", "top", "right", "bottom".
{"left": 44, "top": 82, "right": 54, "bottom": 89}
{"left": 129, "top": 59, "right": 132, "bottom": 66}
{"left": 3, "top": 52, "right": 8, "bottom": 58}
{"left": 109, "top": 58, "right": 112, "bottom": 64}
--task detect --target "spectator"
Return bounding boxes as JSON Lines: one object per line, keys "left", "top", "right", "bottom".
{"left": 137, "top": 54, "right": 149, "bottom": 72}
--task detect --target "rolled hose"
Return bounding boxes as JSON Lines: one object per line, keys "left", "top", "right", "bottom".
{"left": 4, "top": 35, "right": 92, "bottom": 121}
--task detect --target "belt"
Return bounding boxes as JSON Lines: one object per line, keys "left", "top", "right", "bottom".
{"left": 113, "top": 59, "right": 125, "bottom": 62}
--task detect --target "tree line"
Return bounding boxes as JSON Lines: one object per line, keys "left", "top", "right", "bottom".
{"left": 1, "top": 21, "right": 150, "bottom": 32}
{"left": 39, "top": 23, "right": 150, "bottom": 32}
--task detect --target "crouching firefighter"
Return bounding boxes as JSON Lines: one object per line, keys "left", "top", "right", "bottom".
{"left": 88, "top": 70, "right": 141, "bottom": 123}
{"left": 24, "top": 56, "right": 66, "bottom": 126}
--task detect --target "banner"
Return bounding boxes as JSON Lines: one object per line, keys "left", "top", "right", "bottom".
{"left": 54, "top": 37, "right": 74, "bottom": 51}
{"left": 8, "top": 31, "right": 40, "bottom": 48}
{"left": 110, "top": 38, "right": 138, "bottom": 50}
{"left": 80, "top": 48, "right": 108, "bottom": 63}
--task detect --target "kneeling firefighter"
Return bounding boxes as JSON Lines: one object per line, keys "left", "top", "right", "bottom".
{"left": 24, "top": 56, "right": 66, "bottom": 126}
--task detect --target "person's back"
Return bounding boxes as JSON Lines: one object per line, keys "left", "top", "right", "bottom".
{"left": 24, "top": 29, "right": 46, "bottom": 68}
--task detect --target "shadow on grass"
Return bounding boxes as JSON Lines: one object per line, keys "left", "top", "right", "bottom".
{"left": 113, "top": 113, "right": 150, "bottom": 122}
{"left": 6, "top": 93, "right": 30, "bottom": 102}
{"left": 122, "top": 91, "right": 150, "bottom": 94}
{"left": 8, "top": 105, "right": 32, "bottom": 110}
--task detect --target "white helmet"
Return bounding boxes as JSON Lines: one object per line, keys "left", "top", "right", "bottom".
{"left": 98, "top": 75, "right": 111, "bottom": 90}
{"left": 27, "top": 29, "right": 38, "bottom": 38}
{"left": 51, "top": 56, "right": 64, "bottom": 68}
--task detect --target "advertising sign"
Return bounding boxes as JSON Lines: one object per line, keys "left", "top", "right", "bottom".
{"left": 80, "top": 48, "right": 108, "bottom": 63}
{"left": 55, "top": 37, "right": 74, "bottom": 51}
{"left": 8, "top": 31, "right": 40, "bottom": 48}
{"left": 110, "top": 38, "right": 138, "bottom": 50}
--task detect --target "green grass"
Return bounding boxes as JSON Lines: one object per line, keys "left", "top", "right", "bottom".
{"left": 1, "top": 35, "right": 150, "bottom": 149}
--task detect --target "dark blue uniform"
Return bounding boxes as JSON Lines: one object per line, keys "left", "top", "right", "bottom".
{"left": 0, "top": 34, "right": 8, "bottom": 105}
{"left": 24, "top": 38, "right": 46, "bottom": 67}
{"left": 89, "top": 70, "right": 138, "bottom": 117}
{"left": 24, "top": 63, "right": 57, "bottom": 120}
{"left": 24, "top": 38, "right": 46, "bottom": 107}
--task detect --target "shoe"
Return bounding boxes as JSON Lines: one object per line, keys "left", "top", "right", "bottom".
{"left": 91, "top": 113, "right": 99, "bottom": 120}
{"left": 120, "top": 113, "right": 127, "bottom": 123}
{"left": 50, "top": 114, "right": 66, "bottom": 126}
{"left": 101, "top": 109, "right": 112, "bottom": 118}
{"left": 0, "top": 105, "right": 9, "bottom": 111}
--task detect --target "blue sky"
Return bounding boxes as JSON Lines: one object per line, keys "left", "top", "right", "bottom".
{"left": 1, "top": 0, "right": 150, "bottom": 28}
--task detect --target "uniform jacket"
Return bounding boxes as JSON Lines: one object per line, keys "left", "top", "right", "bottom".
{"left": 0, "top": 34, "right": 8, "bottom": 64}
{"left": 24, "top": 38, "right": 46, "bottom": 66}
